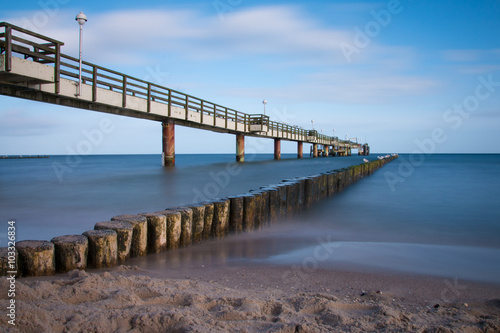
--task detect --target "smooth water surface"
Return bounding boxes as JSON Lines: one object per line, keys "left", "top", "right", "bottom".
{"left": 1, "top": 154, "right": 499, "bottom": 284}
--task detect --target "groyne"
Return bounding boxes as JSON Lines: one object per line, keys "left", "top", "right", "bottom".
{"left": 0, "top": 156, "right": 398, "bottom": 277}
{"left": 0, "top": 155, "right": 49, "bottom": 159}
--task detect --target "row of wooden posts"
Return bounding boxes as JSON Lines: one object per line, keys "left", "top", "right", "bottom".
{"left": 0, "top": 157, "right": 397, "bottom": 277}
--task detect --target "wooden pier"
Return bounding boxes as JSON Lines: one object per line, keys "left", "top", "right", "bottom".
{"left": 0, "top": 22, "right": 370, "bottom": 165}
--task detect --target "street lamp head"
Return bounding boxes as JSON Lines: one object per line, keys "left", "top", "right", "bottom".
{"left": 262, "top": 99, "right": 267, "bottom": 105}
{"left": 76, "top": 12, "right": 87, "bottom": 26}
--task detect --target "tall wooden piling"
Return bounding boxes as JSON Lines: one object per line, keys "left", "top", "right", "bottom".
{"left": 297, "top": 142, "right": 303, "bottom": 159}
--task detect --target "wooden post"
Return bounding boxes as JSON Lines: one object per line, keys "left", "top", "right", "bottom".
{"left": 92, "top": 67, "right": 97, "bottom": 102}
{"left": 54, "top": 43, "right": 61, "bottom": 94}
{"left": 297, "top": 141, "right": 303, "bottom": 159}
{"left": 5, "top": 26, "right": 12, "bottom": 72}
{"left": 162, "top": 121, "right": 175, "bottom": 166}
{"left": 236, "top": 134, "right": 245, "bottom": 162}
{"left": 313, "top": 143, "right": 318, "bottom": 158}
{"left": 122, "top": 76, "right": 127, "bottom": 108}
{"left": 147, "top": 83, "right": 151, "bottom": 113}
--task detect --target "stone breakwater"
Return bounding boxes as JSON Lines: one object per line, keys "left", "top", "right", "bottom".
{"left": 0, "top": 157, "right": 397, "bottom": 277}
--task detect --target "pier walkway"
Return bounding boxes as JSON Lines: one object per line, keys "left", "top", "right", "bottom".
{"left": 0, "top": 22, "right": 369, "bottom": 165}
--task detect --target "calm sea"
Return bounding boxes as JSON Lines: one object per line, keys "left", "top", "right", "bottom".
{"left": 1, "top": 154, "right": 499, "bottom": 284}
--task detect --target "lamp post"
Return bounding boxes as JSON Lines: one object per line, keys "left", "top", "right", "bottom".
{"left": 75, "top": 12, "right": 87, "bottom": 96}
{"left": 311, "top": 119, "right": 314, "bottom": 130}
{"left": 262, "top": 99, "right": 267, "bottom": 115}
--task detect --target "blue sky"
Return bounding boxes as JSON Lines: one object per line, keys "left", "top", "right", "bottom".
{"left": 1, "top": 0, "right": 499, "bottom": 154}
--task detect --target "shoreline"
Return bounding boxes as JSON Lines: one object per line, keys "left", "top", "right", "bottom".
{"left": 4, "top": 262, "right": 500, "bottom": 332}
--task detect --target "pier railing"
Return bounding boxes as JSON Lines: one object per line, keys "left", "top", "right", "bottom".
{"left": 1, "top": 22, "right": 362, "bottom": 148}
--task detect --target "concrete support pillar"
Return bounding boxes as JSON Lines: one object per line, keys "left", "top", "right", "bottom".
{"left": 274, "top": 138, "right": 281, "bottom": 160}
{"left": 297, "top": 142, "right": 303, "bottom": 159}
{"left": 313, "top": 143, "right": 318, "bottom": 158}
{"left": 236, "top": 134, "right": 245, "bottom": 162}
{"left": 162, "top": 121, "right": 175, "bottom": 166}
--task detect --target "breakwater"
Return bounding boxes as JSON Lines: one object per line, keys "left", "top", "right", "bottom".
{"left": 0, "top": 156, "right": 397, "bottom": 277}
{"left": 0, "top": 155, "right": 49, "bottom": 159}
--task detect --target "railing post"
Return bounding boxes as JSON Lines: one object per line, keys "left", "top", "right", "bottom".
{"left": 122, "top": 76, "right": 127, "bottom": 108}
{"left": 167, "top": 89, "right": 172, "bottom": 117}
{"left": 185, "top": 95, "right": 189, "bottom": 120}
{"left": 200, "top": 100, "right": 204, "bottom": 124}
{"left": 5, "top": 26, "right": 12, "bottom": 72}
{"left": 92, "top": 67, "right": 97, "bottom": 102}
{"left": 225, "top": 108, "right": 228, "bottom": 129}
{"left": 147, "top": 83, "right": 151, "bottom": 113}
{"left": 54, "top": 43, "right": 61, "bottom": 94}
{"left": 213, "top": 104, "right": 216, "bottom": 126}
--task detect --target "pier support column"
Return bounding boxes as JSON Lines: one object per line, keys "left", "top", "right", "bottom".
{"left": 325, "top": 146, "right": 329, "bottom": 157}
{"left": 313, "top": 143, "right": 318, "bottom": 158}
{"left": 236, "top": 134, "right": 245, "bottom": 162}
{"left": 297, "top": 142, "right": 303, "bottom": 159}
{"left": 274, "top": 138, "right": 281, "bottom": 160}
{"left": 162, "top": 121, "right": 175, "bottom": 166}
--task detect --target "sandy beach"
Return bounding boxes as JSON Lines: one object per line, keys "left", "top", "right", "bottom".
{"left": 2, "top": 262, "right": 499, "bottom": 333}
